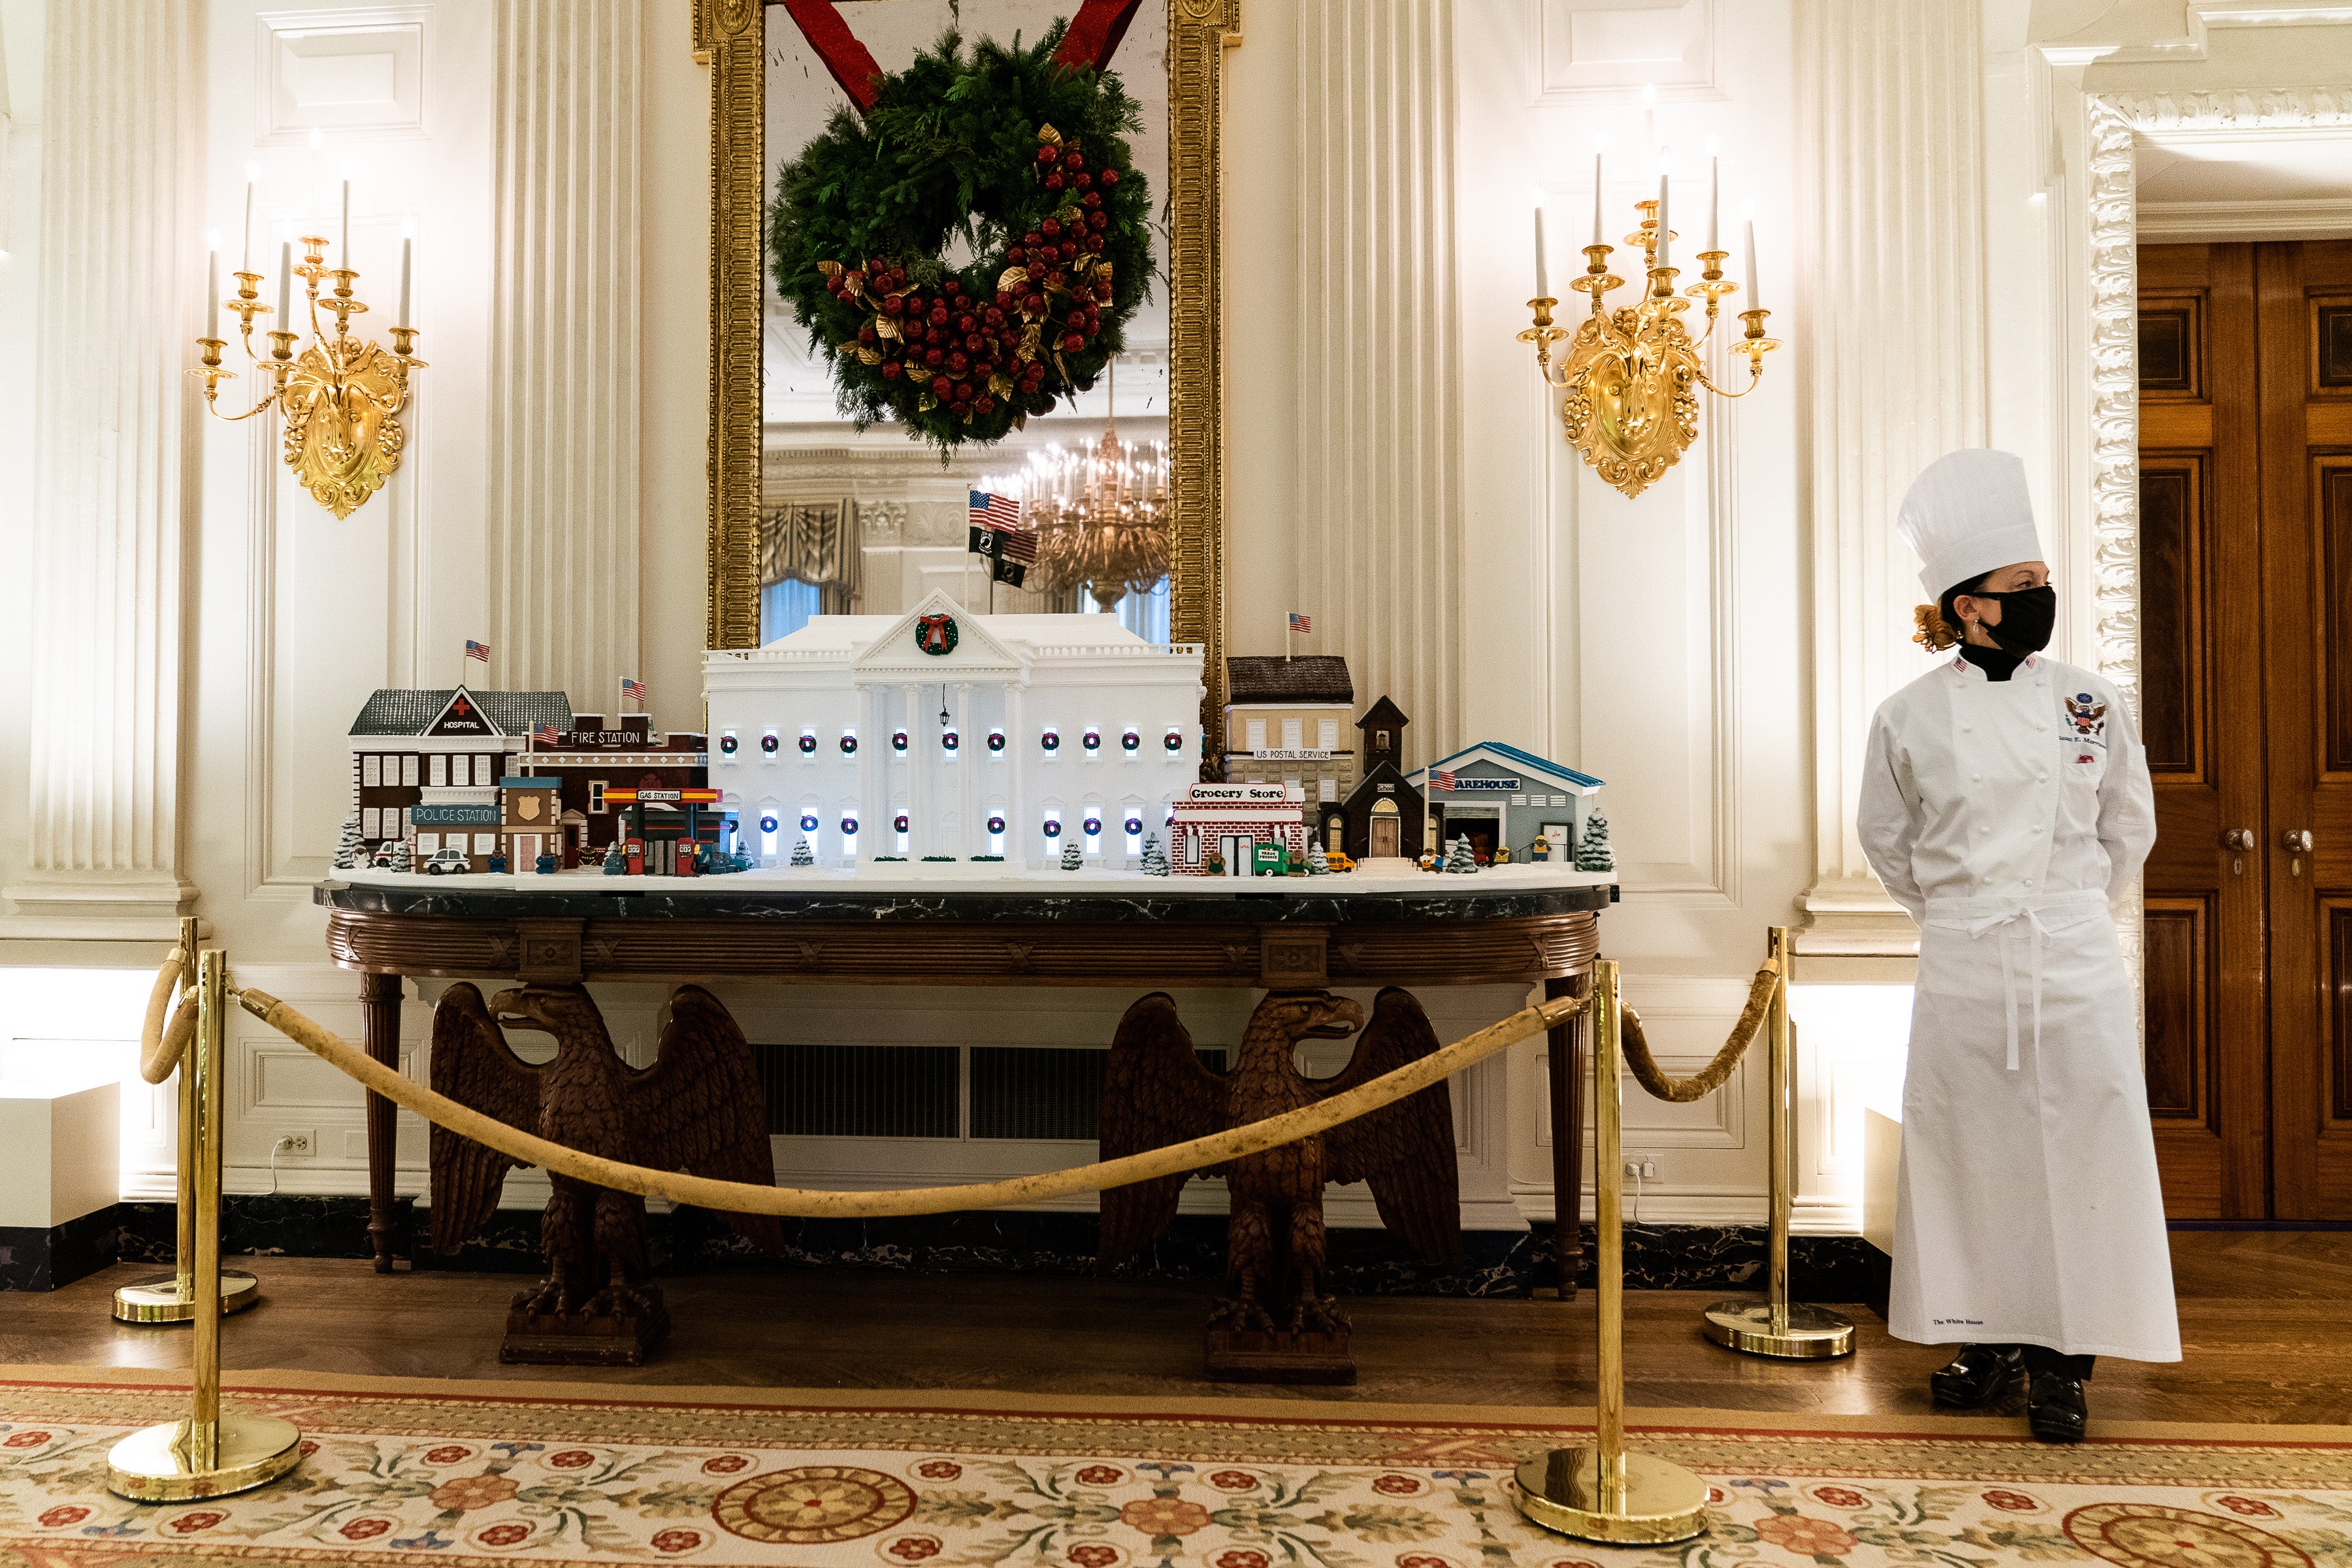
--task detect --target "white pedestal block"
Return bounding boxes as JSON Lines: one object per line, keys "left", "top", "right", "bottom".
{"left": 1861, "top": 1105, "right": 1902, "bottom": 1258}
{"left": 0, "top": 1076, "right": 122, "bottom": 1230}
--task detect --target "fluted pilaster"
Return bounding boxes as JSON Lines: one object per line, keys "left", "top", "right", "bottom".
{"left": 1794, "top": 0, "right": 1988, "bottom": 953}
{"left": 1294, "top": 0, "right": 1463, "bottom": 766}
{"left": 485, "top": 0, "right": 642, "bottom": 704}
{"left": 8, "top": 0, "right": 201, "bottom": 938}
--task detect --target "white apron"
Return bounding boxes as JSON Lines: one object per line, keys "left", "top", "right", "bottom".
{"left": 1859, "top": 653, "right": 2179, "bottom": 1362}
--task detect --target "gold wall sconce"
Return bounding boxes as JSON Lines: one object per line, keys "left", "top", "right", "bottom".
{"left": 194, "top": 231, "right": 424, "bottom": 519}
{"left": 1520, "top": 156, "right": 1777, "bottom": 500}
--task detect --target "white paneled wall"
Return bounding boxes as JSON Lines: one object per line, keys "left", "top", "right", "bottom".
{"left": 10, "top": 0, "right": 201, "bottom": 940}
{"left": 486, "top": 0, "right": 642, "bottom": 709}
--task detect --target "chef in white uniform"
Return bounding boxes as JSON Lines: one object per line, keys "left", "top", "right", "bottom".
{"left": 1858, "top": 449, "right": 2176, "bottom": 1443}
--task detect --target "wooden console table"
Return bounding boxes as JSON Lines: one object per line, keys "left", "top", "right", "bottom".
{"left": 313, "top": 877, "right": 1612, "bottom": 1286}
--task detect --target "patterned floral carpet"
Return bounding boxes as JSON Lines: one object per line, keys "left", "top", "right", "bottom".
{"left": 0, "top": 1368, "right": 2346, "bottom": 1567}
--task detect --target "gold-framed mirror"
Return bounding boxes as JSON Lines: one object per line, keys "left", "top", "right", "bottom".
{"left": 695, "top": 0, "right": 1237, "bottom": 744}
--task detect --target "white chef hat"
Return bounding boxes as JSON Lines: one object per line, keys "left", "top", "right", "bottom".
{"left": 1895, "top": 449, "right": 2044, "bottom": 597}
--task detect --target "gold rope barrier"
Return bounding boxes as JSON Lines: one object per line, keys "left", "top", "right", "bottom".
{"left": 115, "top": 919, "right": 262, "bottom": 1328}
{"left": 1697, "top": 926, "right": 1855, "bottom": 1360}
{"left": 1618, "top": 966, "right": 1776, "bottom": 1103}
{"left": 234, "top": 985, "right": 1592, "bottom": 1218}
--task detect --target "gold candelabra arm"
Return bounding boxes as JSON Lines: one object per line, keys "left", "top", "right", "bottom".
{"left": 1683, "top": 250, "right": 1738, "bottom": 344}
{"left": 1518, "top": 297, "right": 1572, "bottom": 387}
{"left": 1690, "top": 306, "right": 1780, "bottom": 399}
{"left": 225, "top": 271, "right": 272, "bottom": 359}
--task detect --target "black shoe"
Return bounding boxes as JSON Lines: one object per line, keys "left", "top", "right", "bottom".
{"left": 1930, "top": 1345, "right": 2024, "bottom": 1407}
{"left": 2026, "top": 1371, "right": 2087, "bottom": 1443}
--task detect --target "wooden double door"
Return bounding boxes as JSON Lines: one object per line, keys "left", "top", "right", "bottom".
{"left": 2138, "top": 240, "right": 2352, "bottom": 1219}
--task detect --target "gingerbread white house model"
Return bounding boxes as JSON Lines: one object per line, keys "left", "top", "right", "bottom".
{"left": 703, "top": 591, "right": 1206, "bottom": 868}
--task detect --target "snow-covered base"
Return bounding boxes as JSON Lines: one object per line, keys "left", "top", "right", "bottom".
{"left": 330, "top": 861, "right": 1620, "bottom": 898}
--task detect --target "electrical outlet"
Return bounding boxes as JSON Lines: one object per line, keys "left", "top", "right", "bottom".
{"left": 278, "top": 1130, "right": 314, "bottom": 1156}
{"left": 1624, "top": 1158, "right": 1658, "bottom": 1179}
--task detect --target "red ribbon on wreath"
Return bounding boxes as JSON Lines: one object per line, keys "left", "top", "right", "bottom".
{"left": 784, "top": 0, "right": 1141, "bottom": 112}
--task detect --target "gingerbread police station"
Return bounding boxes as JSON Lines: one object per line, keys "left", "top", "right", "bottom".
{"left": 704, "top": 589, "right": 1204, "bottom": 868}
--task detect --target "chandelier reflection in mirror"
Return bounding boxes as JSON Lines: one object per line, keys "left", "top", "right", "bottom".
{"left": 983, "top": 364, "right": 1169, "bottom": 612}
{"left": 1520, "top": 143, "right": 1776, "bottom": 500}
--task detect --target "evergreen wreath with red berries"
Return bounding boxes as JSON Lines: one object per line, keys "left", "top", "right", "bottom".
{"left": 769, "top": 24, "right": 1155, "bottom": 455}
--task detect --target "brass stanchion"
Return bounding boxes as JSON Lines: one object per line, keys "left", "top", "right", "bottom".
{"left": 114, "top": 918, "right": 261, "bottom": 1326}
{"left": 106, "top": 949, "right": 302, "bottom": 1502}
{"left": 1515, "top": 960, "right": 1711, "bottom": 1546}
{"left": 1701, "top": 927, "right": 1855, "bottom": 1358}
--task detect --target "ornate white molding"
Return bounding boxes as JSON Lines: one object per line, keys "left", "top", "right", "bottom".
{"left": 2104, "top": 85, "right": 2352, "bottom": 130}
{"left": 1792, "top": 0, "right": 1988, "bottom": 955}
{"left": 5, "top": 0, "right": 202, "bottom": 939}
{"left": 484, "top": 0, "right": 642, "bottom": 711}
{"left": 2138, "top": 196, "right": 2352, "bottom": 240}
{"left": 2086, "top": 98, "right": 2142, "bottom": 723}
{"left": 1296, "top": 0, "right": 1465, "bottom": 761}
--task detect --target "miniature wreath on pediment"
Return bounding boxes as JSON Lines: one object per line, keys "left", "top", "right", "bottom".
{"left": 770, "top": 25, "right": 1156, "bottom": 454}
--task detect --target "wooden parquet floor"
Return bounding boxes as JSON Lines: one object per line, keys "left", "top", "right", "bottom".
{"left": 5, "top": 1231, "right": 2345, "bottom": 1425}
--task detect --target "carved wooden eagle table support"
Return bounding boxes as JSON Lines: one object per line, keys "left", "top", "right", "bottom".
{"left": 1098, "top": 987, "right": 1462, "bottom": 1382}
{"left": 428, "top": 981, "right": 783, "bottom": 1365}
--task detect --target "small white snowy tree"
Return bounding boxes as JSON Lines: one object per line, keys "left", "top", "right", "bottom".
{"left": 1060, "top": 836, "right": 1083, "bottom": 870}
{"left": 391, "top": 838, "right": 415, "bottom": 874}
{"left": 1307, "top": 838, "right": 1330, "bottom": 875}
{"left": 1575, "top": 811, "right": 1615, "bottom": 871}
{"left": 333, "top": 815, "right": 363, "bottom": 870}
{"left": 1139, "top": 833, "right": 1171, "bottom": 875}
{"left": 790, "top": 837, "right": 816, "bottom": 868}
{"left": 1443, "top": 834, "right": 1478, "bottom": 874}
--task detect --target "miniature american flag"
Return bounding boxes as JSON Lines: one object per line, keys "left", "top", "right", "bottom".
{"left": 1435, "top": 770, "right": 1456, "bottom": 791}
{"left": 621, "top": 677, "right": 647, "bottom": 705}
{"left": 534, "top": 723, "right": 561, "bottom": 745}
{"left": 465, "top": 639, "right": 491, "bottom": 662}
{"left": 1288, "top": 612, "right": 1312, "bottom": 634}
{"left": 970, "top": 489, "right": 1023, "bottom": 534}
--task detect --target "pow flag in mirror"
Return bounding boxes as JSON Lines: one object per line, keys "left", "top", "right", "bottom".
{"left": 968, "top": 491, "right": 1036, "bottom": 588}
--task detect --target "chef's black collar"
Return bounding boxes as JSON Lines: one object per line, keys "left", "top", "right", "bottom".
{"left": 1957, "top": 643, "right": 2026, "bottom": 682}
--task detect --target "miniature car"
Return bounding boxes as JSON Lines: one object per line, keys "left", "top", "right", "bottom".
{"left": 1325, "top": 851, "right": 1356, "bottom": 873}
{"left": 425, "top": 847, "right": 470, "bottom": 876}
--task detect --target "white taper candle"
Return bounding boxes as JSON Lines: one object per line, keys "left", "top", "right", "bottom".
{"left": 242, "top": 164, "right": 257, "bottom": 272}
{"left": 1656, "top": 174, "right": 1669, "bottom": 271}
{"left": 205, "top": 242, "right": 220, "bottom": 339}
{"left": 340, "top": 171, "right": 351, "bottom": 270}
{"left": 398, "top": 237, "right": 412, "bottom": 328}
{"left": 277, "top": 240, "right": 292, "bottom": 325}
{"left": 1592, "top": 150, "right": 1604, "bottom": 246}
{"left": 1744, "top": 217, "right": 1760, "bottom": 310}
{"left": 1707, "top": 155, "right": 1720, "bottom": 253}
{"left": 1531, "top": 187, "right": 1548, "bottom": 297}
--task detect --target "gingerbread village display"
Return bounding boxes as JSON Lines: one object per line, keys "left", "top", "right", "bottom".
{"left": 333, "top": 620, "right": 1612, "bottom": 885}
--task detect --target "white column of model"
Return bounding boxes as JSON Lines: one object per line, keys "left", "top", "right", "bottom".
{"left": 485, "top": 0, "right": 643, "bottom": 700}
{"left": 1005, "top": 683, "right": 1026, "bottom": 864}
{"left": 1794, "top": 0, "right": 1990, "bottom": 953}
{"left": 856, "top": 681, "right": 877, "bottom": 866}
{"left": 901, "top": 681, "right": 921, "bottom": 858}
{"left": 12, "top": 0, "right": 202, "bottom": 936}
{"left": 954, "top": 681, "right": 972, "bottom": 858}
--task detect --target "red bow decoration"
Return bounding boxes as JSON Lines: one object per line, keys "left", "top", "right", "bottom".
{"left": 783, "top": 0, "right": 1141, "bottom": 113}
{"left": 916, "top": 613, "right": 956, "bottom": 654}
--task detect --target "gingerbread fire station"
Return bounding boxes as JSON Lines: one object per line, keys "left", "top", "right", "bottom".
{"left": 703, "top": 590, "right": 1206, "bottom": 868}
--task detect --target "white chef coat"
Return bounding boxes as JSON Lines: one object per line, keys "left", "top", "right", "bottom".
{"left": 1858, "top": 651, "right": 2179, "bottom": 1362}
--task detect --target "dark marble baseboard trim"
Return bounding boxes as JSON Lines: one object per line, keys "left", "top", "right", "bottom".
{"left": 10, "top": 1196, "right": 1889, "bottom": 1307}
{"left": 0, "top": 1207, "right": 128, "bottom": 1292}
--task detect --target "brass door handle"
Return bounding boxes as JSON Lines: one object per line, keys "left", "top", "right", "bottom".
{"left": 2283, "top": 828, "right": 2314, "bottom": 852}
{"left": 2224, "top": 828, "right": 2256, "bottom": 849}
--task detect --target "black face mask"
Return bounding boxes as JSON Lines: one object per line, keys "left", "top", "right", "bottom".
{"left": 1967, "top": 585, "right": 2056, "bottom": 657}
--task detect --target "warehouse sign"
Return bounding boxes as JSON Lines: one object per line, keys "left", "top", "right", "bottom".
{"left": 1444, "top": 776, "right": 1520, "bottom": 792}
